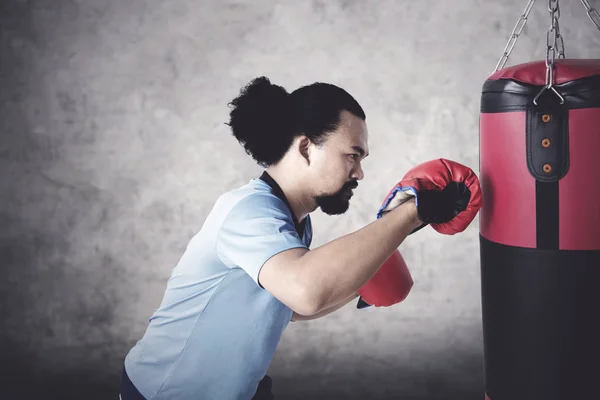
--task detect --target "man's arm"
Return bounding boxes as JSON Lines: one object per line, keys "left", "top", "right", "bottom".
{"left": 258, "top": 198, "right": 421, "bottom": 317}
{"left": 291, "top": 292, "right": 359, "bottom": 322}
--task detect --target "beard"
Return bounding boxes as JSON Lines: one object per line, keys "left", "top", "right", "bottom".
{"left": 316, "top": 180, "right": 359, "bottom": 215}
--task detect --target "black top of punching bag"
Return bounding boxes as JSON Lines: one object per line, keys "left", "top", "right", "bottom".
{"left": 480, "top": 59, "right": 600, "bottom": 112}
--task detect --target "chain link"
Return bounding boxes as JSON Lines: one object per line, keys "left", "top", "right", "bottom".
{"left": 534, "top": 0, "right": 566, "bottom": 104}
{"left": 581, "top": 0, "right": 600, "bottom": 30}
{"left": 494, "top": 0, "right": 537, "bottom": 72}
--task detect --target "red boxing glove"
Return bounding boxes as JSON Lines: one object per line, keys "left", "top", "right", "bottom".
{"left": 357, "top": 249, "right": 413, "bottom": 308}
{"left": 377, "top": 158, "right": 482, "bottom": 235}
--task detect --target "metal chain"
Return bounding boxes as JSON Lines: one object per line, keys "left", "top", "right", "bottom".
{"left": 546, "top": 0, "right": 565, "bottom": 63}
{"left": 581, "top": 0, "right": 600, "bottom": 30}
{"left": 534, "top": 0, "right": 566, "bottom": 104}
{"left": 495, "top": 0, "right": 600, "bottom": 103}
{"left": 552, "top": 1, "right": 566, "bottom": 59}
{"left": 494, "top": 0, "right": 537, "bottom": 72}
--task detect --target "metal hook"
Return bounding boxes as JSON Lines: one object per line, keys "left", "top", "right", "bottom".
{"left": 533, "top": 85, "right": 565, "bottom": 105}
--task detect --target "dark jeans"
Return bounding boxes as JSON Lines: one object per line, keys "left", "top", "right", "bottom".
{"left": 252, "top": 375, "right": 275, "bottom": 400}
{"left": 120, "top": 367, "right": 147, "bottom": 400}
{"left": 120, "top": 365, "right": 275, "bottom": 400}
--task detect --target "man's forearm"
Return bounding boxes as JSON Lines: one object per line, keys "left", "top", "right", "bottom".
{"left": 300, "top": 199, "right": 420, "bottom": 313}
{"left": 291, "top": 292, "right": 359, "bottom": 321}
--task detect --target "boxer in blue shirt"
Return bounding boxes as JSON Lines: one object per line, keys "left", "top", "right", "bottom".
{"left": 120, "top": 76, "right": 468, "bottom": 400}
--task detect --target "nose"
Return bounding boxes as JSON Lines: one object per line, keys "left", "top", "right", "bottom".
{"left": 351, "top": 163, "right": 365, "bottom": 181}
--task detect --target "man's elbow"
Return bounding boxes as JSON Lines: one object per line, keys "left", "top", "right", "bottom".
{"left": 285, "top": 268, "right": 325, "bottom": 316}
{"left": 258, "top": 249, "right": 324, "bottom": 316}
{"left": 292, "top": 286, "right": 323, "bottom": 317}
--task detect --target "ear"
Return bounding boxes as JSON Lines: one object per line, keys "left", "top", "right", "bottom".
{"left": 297, "top": 136, "right": 312, "bottom": 165}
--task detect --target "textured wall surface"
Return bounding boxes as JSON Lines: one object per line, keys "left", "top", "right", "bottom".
{"left": 2, "top": 0, "right": 600, "bottom": 399}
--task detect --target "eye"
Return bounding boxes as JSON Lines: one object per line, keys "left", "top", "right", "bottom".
{"left": 348, "top": 154, "right": 360, "bottom": 160}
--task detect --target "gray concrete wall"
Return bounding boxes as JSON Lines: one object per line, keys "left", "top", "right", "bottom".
{"left": 2, "top": 0, "right": 599, "bottom": 399}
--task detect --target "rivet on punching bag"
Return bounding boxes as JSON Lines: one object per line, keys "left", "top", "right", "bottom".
{"left": 480, "top": 1, "right": 600, "bottom": 399}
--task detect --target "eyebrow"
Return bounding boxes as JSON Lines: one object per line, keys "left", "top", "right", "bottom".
{"left": 351, "top": 146, "right": 369, "bottom": 158}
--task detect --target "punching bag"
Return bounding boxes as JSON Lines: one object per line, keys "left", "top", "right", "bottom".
{"left": 479, "top": 58, "right": 600, "bottom": 400}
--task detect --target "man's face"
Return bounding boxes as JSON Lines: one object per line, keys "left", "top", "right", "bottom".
{"left": 309, "top": 110, "right": 369, "bottom": 215}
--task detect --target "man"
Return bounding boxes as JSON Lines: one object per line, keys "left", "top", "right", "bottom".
{"left": 120, "top": 77, "right": 477, "bottom": 400}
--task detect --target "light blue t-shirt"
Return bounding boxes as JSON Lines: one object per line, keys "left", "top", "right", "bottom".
{"left": 124, "top": 177, "right": 313, "bottom": 400}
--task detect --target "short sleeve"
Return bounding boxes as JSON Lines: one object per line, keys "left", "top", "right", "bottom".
{"left": 215, "top": 193, "right": 309, "bottom": 288}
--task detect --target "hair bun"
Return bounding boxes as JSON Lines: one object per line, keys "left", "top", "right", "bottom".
{"left": 227, "top": 77, "right": 293, "bottom": 166}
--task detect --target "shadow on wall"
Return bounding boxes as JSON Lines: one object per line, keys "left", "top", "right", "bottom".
{"left": 0, "top": 345, "right": 483, "bottom": 400}
{"left": 272, "top": 352, "right": 484, "bottom": 400}
{"left": 0, "top": 218, "right": 134, "bottom": 400}
{"left": 0, "top": 342, "right": 124, "bottom": 400}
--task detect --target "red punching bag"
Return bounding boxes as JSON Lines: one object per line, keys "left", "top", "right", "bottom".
{"left": 480, "top": 2, "right": 600, "bottom": 399}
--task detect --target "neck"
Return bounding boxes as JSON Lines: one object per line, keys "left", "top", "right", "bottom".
{"left": 265, "top": 165, "right": 315, "bottom": 222}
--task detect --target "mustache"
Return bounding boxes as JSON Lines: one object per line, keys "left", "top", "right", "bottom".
{"left": 344, "top": 180, "right": 359, "bottom": 190}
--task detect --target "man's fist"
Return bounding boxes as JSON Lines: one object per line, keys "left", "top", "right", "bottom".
{"left": 377, "top": 158, "right": 482, "bottom": 235}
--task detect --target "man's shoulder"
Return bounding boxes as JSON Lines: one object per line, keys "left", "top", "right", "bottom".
{"left": 214, "top": 178, "right": 289, "bottom": 219}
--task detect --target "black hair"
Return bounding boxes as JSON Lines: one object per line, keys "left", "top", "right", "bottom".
{"left": 226, "top": 76, "right": 366, "bottom": 167}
